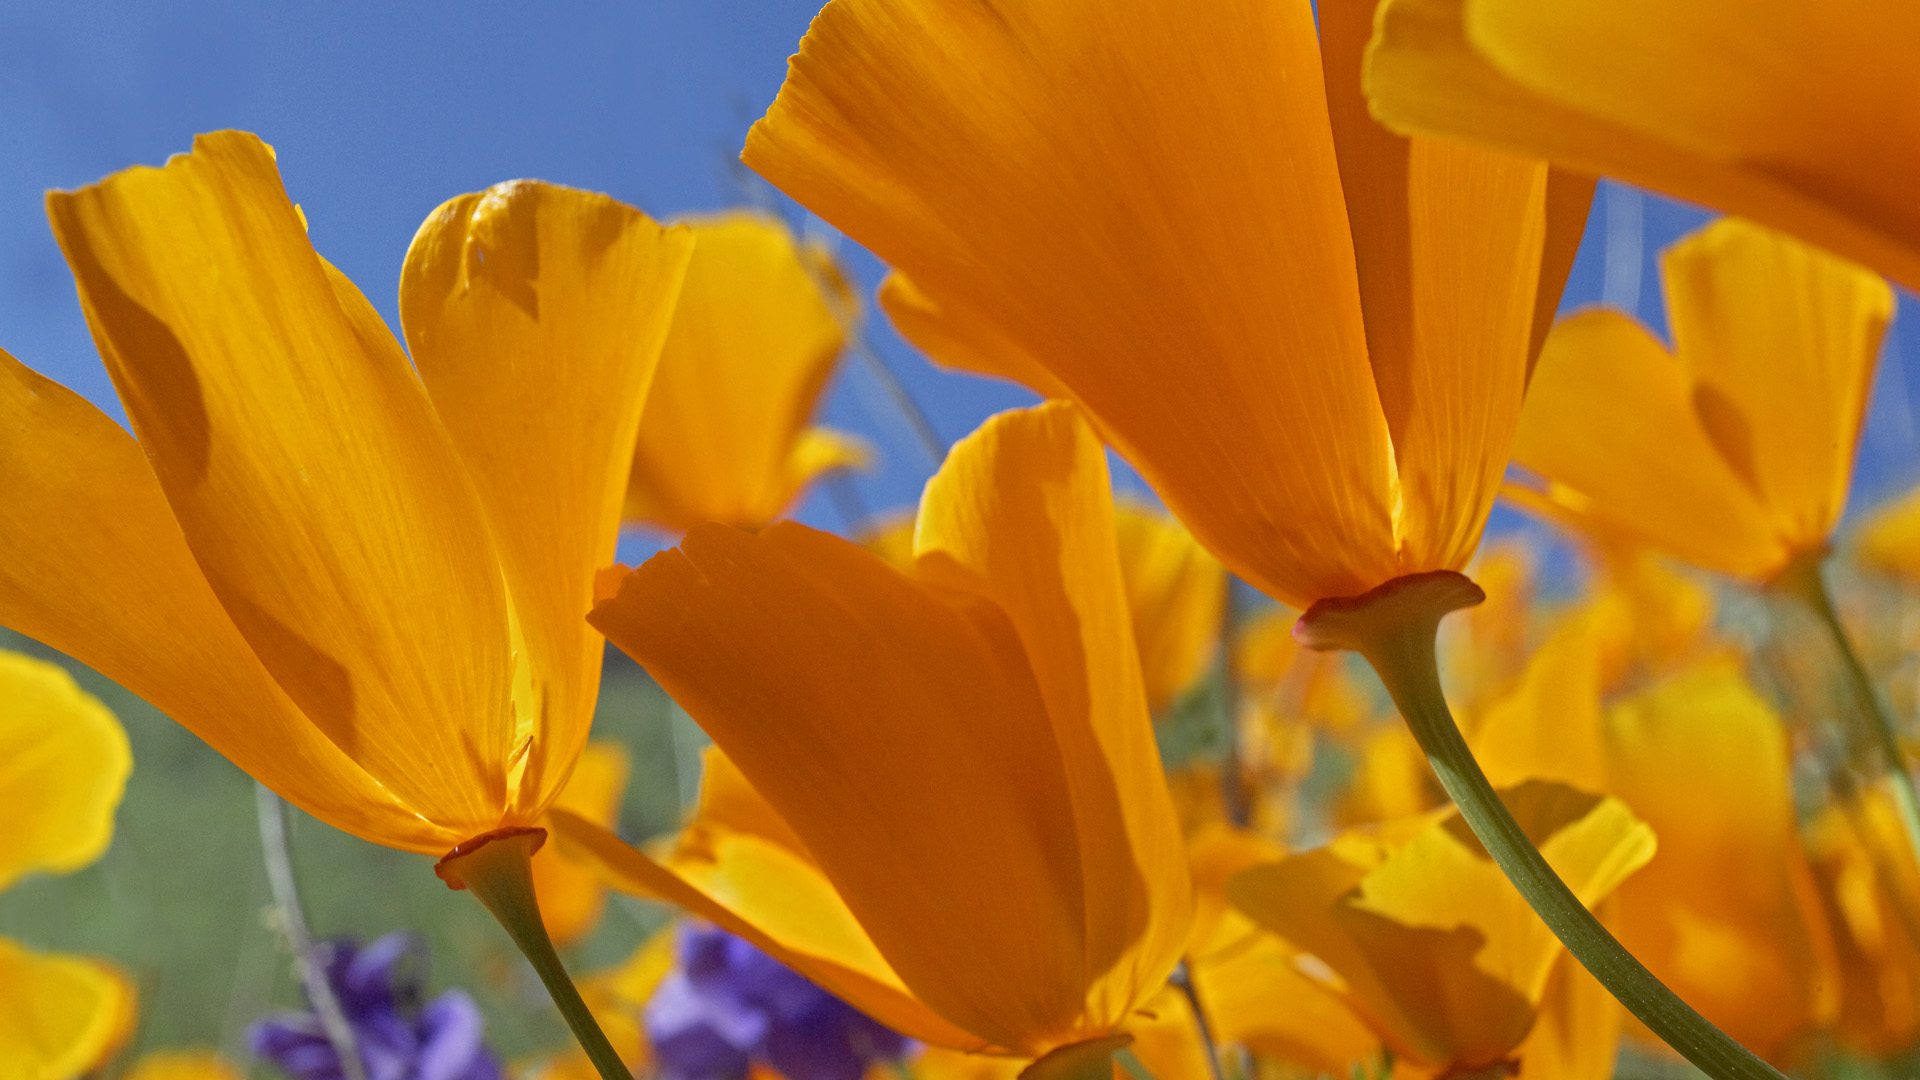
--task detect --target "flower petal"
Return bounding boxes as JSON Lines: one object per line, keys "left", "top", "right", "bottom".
{"left": 746, "top": 0, "right": 1397, "bottom": 606}
{"left": 533, "top": 740, "right": 631, "bottom": 946}
{"left": 0, "top": 350, "right": 448, "bottom": 851}
{"left": 588, "top": 519, "right": 1087, "bottom": 1053}
{"left": 551, "top": 812, "right": 977, "bottom": 1050}
{"left": 1323, "top": 0, "right": 1549, "bottom": 574}
{"left": 913, "top": 403, "right": 1192, "bottom": 1030}
{"left": 0, "top": 651, "right": 129, "bottom": 890}
{"left": 400, "top": 180, "right": 692, "bottom": 820}
{"left": 1512, "top": 957, "right": 1620, "bottom": 1080}
{"left": 1366, "top": 0, "right": 1920, "bottom": 293}
{"left": 1112, "top": 503, "right": 1225, "bottom": 713}
{"left": 123, "top": 1051, "right": 246, "bottom": 1080}
{"left": 623, "top": 213, "right": 849, "bottom": 534}
{"left": 0, "top": 940, "right": 131, "bottom": 1080}
{"left": 877, "top": 272, "right": 1069, "bottom": 400}
{"left": 1602, "top": 664, "right": 1841, "bottom": 1060}
{"left": 46, "top": 130, "right": 512, "bottom": 832}
{"left": 1512, "top": 308, "right": 1786, "bottom": 579}
{"left": 1661, "top": 218, "right": 1892, "bottom": 551}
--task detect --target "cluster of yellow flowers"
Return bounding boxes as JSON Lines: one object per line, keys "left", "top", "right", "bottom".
{"left": 2, "top": 2, "right": 1915, "bottom": 1080}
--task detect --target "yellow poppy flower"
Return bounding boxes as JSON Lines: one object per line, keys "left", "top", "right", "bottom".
{"left": 1112, "top": 502, "right": 1226, "bottom": 713}
{"left": 1364, "top": 0, "right": 1920, "bottom": 293}
{"left": 532, "top": 741, "right": 632, "bottom": 947}
{"left": 743, "top": 0, "right": 1589, "bottom": 610}
{"left": 122, "top": 1051, "right": 246, "bottom": 1080}
{"left": 1805, "top": 790, "right": 1920, "bottom": 1058}
{"left": 1469, "top": 628, "right": 1841, "bottom": 1065}
{"left": 0, "top": 131, "right": 692, "bottom": 854}
{"left": 625, "top": 212, "right": 870, "bottom": 534}
{"left": 0, "top": 650, "right": 136, "bottom": 1080}
{"left": 1512, "top": 217, "right": 1893, "bottom": 584}
{"left": 553, "top": 402, "right": 1193, "bottom": 1060}
{"left": 1230, "top": 781, "right": 1653, "bottom": 1075}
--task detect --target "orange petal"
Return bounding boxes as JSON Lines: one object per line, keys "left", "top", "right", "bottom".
{"left": 1467, "top": 614, "right": 1608, "bottom": 794}
{"left": 746, "top": 0, "right": 1398, "bottom": 606}
{"left": 1855, "top": 484, "right": 1920, "bottom": 586}
{"left": 1602, "top": 663, "right": 1841, "bottom": 1060}
{"left": 1190, "top": 930, "right": 1380, "bottom": 1075}
{"left": 1512, "top": 307, "right": 1786, "bottom": 579}
{"left": 1322, "top": 0, "right": 1549, "bottom": 575}
{"left": 0, "top": 350, "right": 448, "bottom": 851}
{"left": 877, "top": 272, "right": 1070, "bottom": 401}
{"left": 123, "top": 1051, "right": 246, "bottom": 1080}
{"left": 0, "top": 651, "right": 130, "bottom": 891}
{"left": 1512, "top": 956, "right": 1620, "bottom": 1080}
{"left": 912, "top": 403, "right": 1192, "bottom": 1031}
{"left": 1111, "top": 503, "right": 1225, "bottom": 713}
{"left": 1660, "top": 218, "right": 1893, "bottom": 552}
{"left": 1365, "top": 0, "right": 1920, "bottom": 294}
{"left": 533, "top": 741, "right": 631, "bottom": 946}
{"left": 588, "top": 519, "right": 1087, "bottom": 1053}
{"left": 401, "top": 181, "right": 692, "bottom": 821}
{"left": 0, "top": 939, "right": 132, "bottom": 1080}
{"left": 684, "top": 745, "right": 809, "bottom": 858}
{"left": 47, "top": 130, "right": 512, "bottom": 832}
{"left": 552, "top": 811, "right": 977, "bottom": 1050}
{"left": 623, "top": 213, "right": 851, "bottom": 533}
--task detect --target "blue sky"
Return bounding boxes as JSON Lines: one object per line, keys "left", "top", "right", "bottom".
{"left": 4, "top": 1, "right": 1916, "bottom": 573}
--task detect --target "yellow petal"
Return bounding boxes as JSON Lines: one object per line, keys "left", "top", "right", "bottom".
{"left": 553, "top": 812, "right": 977, "bottom": 1051}
{"left": 1855, "top": 484, "right": 1920, "bottom": 586}
{"left": 746, "top": 0, "right": 1400, "bottom": 607}
{"left": 0, "top": 940, "right": 132, "bottom": 1080}
{"left": 1365, "top": 0, "right": 1920, "bottom": 294}
{"left": 0, "top": 351, "right": 448, "bottom": 852}
{"left": 401, "top": 181, "right": 691, "bottom": 821}
{"left": 123, "top": 1051, "right": 246, "bottom": 1080}
{"left": 587, "top": 517, "right": 1087, "bottom": 1053}
{"left": 622, "top": 212, "right": 850, "bottom": 534}
{"left": 1111, "top": 503, "right": 1225, "bottom": 713}
{"left": 47, "top": 130, "right": 513, "bottom": 833}
{"left": 1512, "top": 956, "right": 1620, "bottom": 1080}
{"left": 878, "top": 272, "right": 1071, "bottom": 401}
{"left": 1467, "top": 614, "right": 1608, "bottom": 794}
{"left": 1126, "top": 987, "right": 1212, "bottom": 1080}
{"left": 1513, "top": 307, "right": 1787, "bottom": 579}
{"left": 1322, "top": 0, "right": 1548, "bottom": 575}
{"left": 912, "top": 1047, "right": 1023, "bottom": 1080}
{"left": 1527, "top": 170, "right": 1599, "bottom": 381}
{"left": 0, "top": 652, "right": 129, "bottom": 891}
{"left": 1602, "top": 663, "right": 1840, "bottom": 1061}
{"left": 913, "top": 403, "right": 1192, "bottom": 1032}
{"left": 533, "top": 741, "right": 631, "bottom": 947}
{"left": 1805, "top": 790, "right": 1920, "bottom": 1057}
{"left": 684, "top": 745, "right": 809, "bottom": 858}
{"left": 1660, "top": 218, "right": 1892, "bottom": 551}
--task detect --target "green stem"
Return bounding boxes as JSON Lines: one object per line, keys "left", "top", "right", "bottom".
{"left": 437, "top": 828, "right": 633, "bottom": 1080}
{"left": 1768, "top": 552, "right": 1920, "bottom": 869}
{"left": 1296, "top": 571, "right": 1784, "bottom": 1080}
{"left": 1169, "top": 962, "right": 1229, "bottom": 1080}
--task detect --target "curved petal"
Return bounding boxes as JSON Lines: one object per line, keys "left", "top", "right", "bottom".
{"left": 1513, "top": 957, "right": 1620, "bottom": 1080}
{"left": 623, "top": 213, "right": 850, "bottom": 534}
{"left": 1365, "top": 0, "right": 1920, "bottom": 294}
{"left": 0, "top": 351, "right": 448, "bottom": 851}
{"left": 913, "top": 404, "right": 1192, "bottom": 1030}
{"left": 588, "top": 521, "right": 1087, "bottom": 1054}
{"left": 0, "top": 651, "right": 129, "bottom": 890}
{"left": 1855, "top": 484, "right": 1920, "bottom": 586}
{"left": 1512, "top": 308, "right": 1786, "bottom": 579}
{"left": 1661, "top": 218, "right": 1893, "bottom": 550}
{"left": 1323, "top": 0, "right": 1548, "bottom": 574}
{"left": 0, "top": 939, "right": 131, "bottom": 1080}
{"left": 401, "top": 181, "right": 692, "bottom": 820}
{"left": 46, "top": 130, "right": 512, "bottom": 832}
{"left": 746, "top": 0, "right": 1399, "bottom": 607}
{"left": 552, "top": 812, "right": 978, "bottom": 1051}
{"left": 533, "top": 740, "right": 631, "bottom": 946}
{"left": 877, "top": 273, "right": 1070, "bottom": 401}
{"left": 1112, "top": 503, "right": 1225, "bottom": 713}
{"left": 1602, "top": 664, "right": 1841, "bottom": 1061}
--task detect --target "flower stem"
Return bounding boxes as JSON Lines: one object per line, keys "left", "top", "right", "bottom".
{"left": 1170, "top": 961, "right": 1229, "bottom": 1080}
{"left": 1295, "top": 571, "right": 1784, "bottom": 1080}
{"left": 255, "top": 784, "right": 369, "bottom": 1080}
{"left": 1767, "top": 552, "right": 1920, "bottom": 871}
{"left": 437, "top": 828, "right": 633, "bottom": 1080}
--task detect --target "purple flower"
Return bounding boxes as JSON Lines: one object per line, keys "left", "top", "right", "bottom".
{"left": 250, "top": 932, "right": 503, "bottom": 1080}
{"left": 647, "top": 924, "right": 912, "bottom": 1080}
